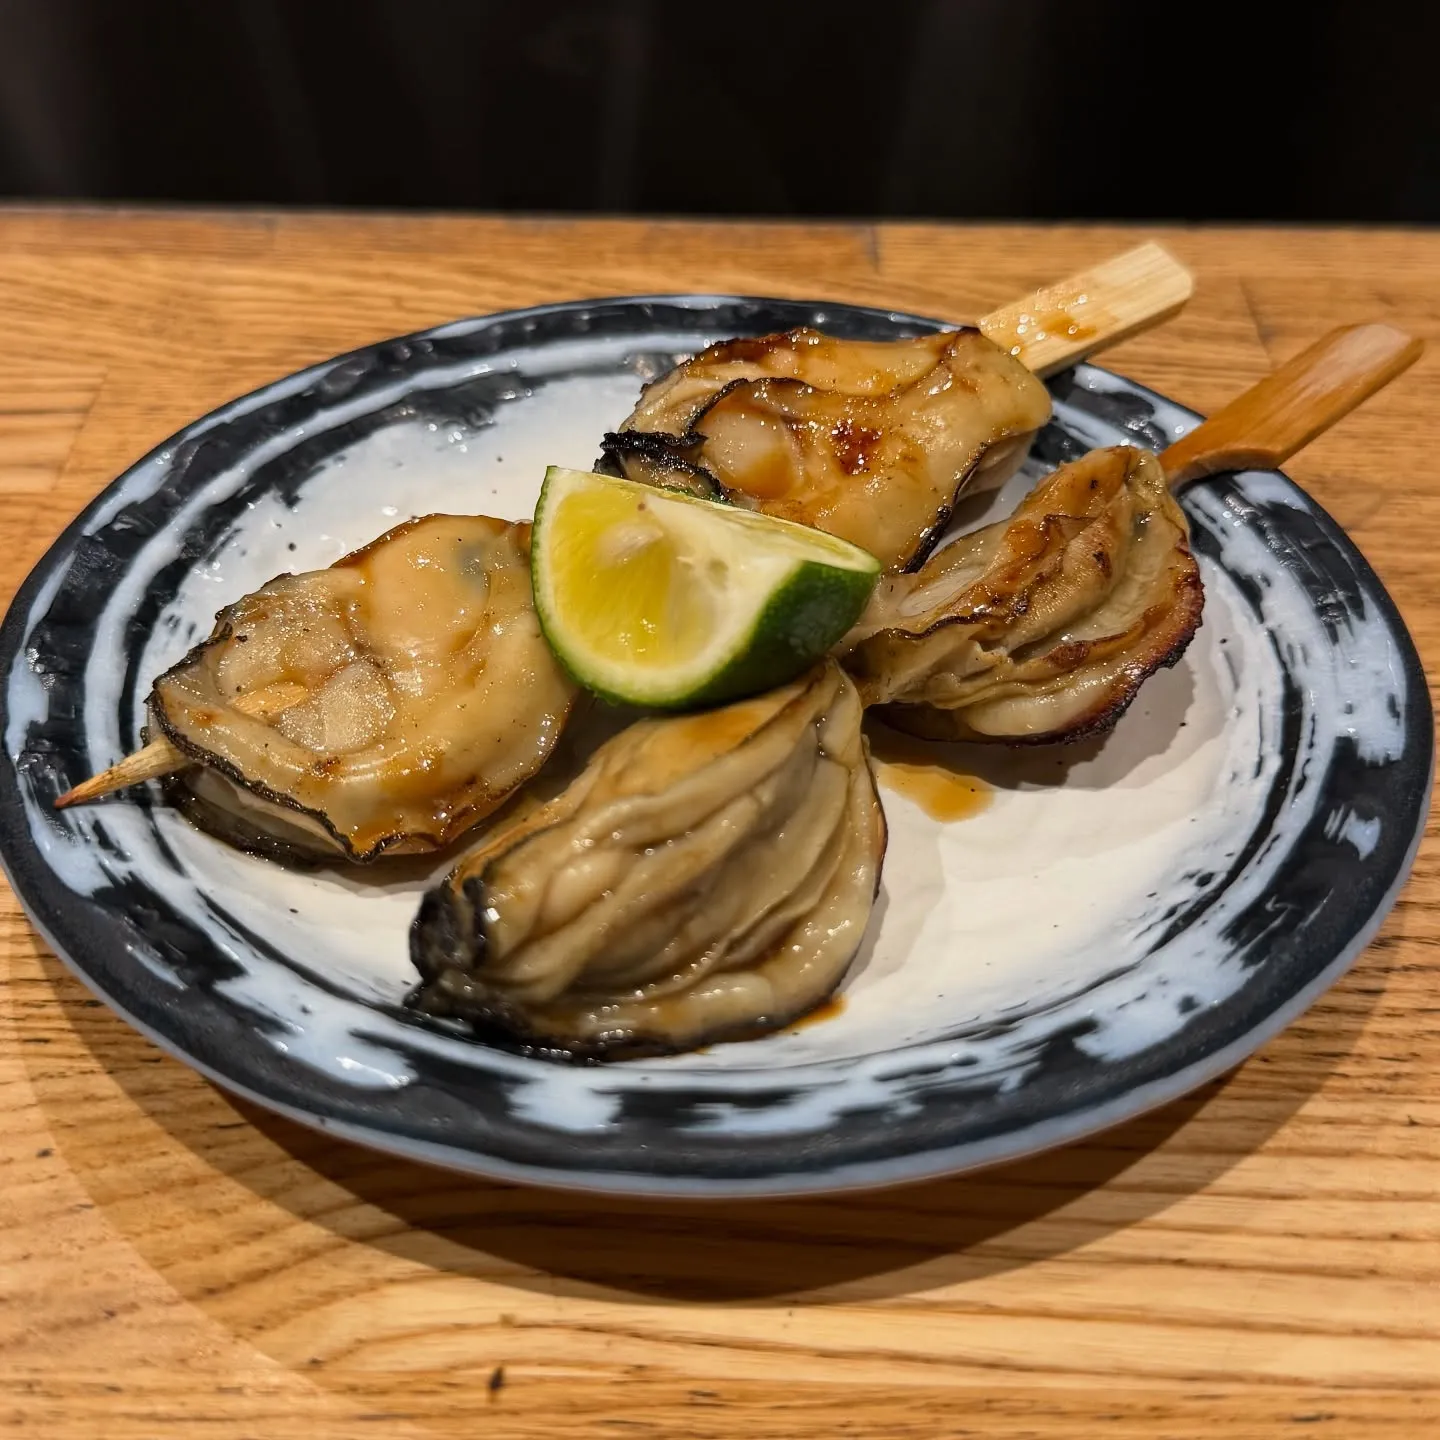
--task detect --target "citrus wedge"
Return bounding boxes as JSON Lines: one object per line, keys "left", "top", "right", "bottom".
{"left": 531, "top": 467, "right": 880, "bottom": 708}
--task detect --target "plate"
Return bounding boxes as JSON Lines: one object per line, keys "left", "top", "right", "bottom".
{"left": 0, "top": 297, "right": 1431, "bottom": 1197}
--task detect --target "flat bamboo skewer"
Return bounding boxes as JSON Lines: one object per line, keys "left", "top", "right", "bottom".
{"left": 1158, "top": 323, "right": 1423, "bottom": 486}
{"left": 54, "top": 245, "right": 1198, "bottom": 812}
{"left": 54, "top": 680, "right": 309, "bottom": 809}
{"left": 978, "top": 241, "right": 1193, "bottom": 378}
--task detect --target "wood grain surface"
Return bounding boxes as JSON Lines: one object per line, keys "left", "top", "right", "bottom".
{"left": 1, "top": 208, "right": 1437, "bottom": 1439}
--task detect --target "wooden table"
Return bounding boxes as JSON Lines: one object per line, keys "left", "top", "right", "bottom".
{"left": 1, "top": 209, "right": 1436, "bottom": 1438}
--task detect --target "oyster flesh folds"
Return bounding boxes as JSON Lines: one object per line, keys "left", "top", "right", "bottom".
{"left": 409, "top": 660, "right": 886, "bottom": 1060}
{"left": 840, "top": 445, "right": 1204, "bottom": 744}
{"left": 149, "top": 514, "right": 577, "bottom": 864}
{"left": 599, "top": 327, "right": 1053, "bottom": 572}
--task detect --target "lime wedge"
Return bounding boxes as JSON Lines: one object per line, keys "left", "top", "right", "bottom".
{"left": 531, "top": 467, "right": 880, "bottom": 708}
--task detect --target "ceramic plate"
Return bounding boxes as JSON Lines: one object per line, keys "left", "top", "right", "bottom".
{"left": 0, "top": 298, "right": 1431, "bottom": 1197}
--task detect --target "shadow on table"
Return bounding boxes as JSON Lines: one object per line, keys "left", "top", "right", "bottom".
{"left": 25, "top": 926, "right": 1393, "bottom": 1309}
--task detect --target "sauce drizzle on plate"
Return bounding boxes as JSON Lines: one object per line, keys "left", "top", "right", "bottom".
{"left": 872, "top": 757, "right": 992, "bottom": 822}
{"left": 866, "top": 722, "right": 993, "bottom": 822}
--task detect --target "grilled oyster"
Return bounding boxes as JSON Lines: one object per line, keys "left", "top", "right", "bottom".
{"left": 840, "top": 446, "right": 1203, "bottom": 744}
{"left": 149, "top": 514, "right": 577, "bottom": 864}
{"left": 409, "top": 661, "right": 885, "bottom": 1059}
{"left": 600, "top": 327, "right": 1052, "bottom": 571}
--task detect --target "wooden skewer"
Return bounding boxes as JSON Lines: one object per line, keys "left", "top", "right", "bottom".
{"left": 54, "top": 246, "right": 1196, "bottom": 813}
{"left": 54, "top": 681, "right": 309, "bottom": 809}
{"left": 978, "top": 241, "right": 1194, "bottom": 379}
{"left": 1159, "top": 323, "right": 1424, "bottom": 487}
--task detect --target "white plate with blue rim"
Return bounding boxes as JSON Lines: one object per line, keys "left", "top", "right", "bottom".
{"left": 0, "top": 297, "right": 1431, "bottom": 1197}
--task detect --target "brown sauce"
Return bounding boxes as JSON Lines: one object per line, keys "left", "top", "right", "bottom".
{"left": 873, "top": 758, "right": 992, "bottom": 821}
{"left": 787, "top": 994, "right": 846, "bottom": 1031}
{"left": 988, "top": 294, "right": 1099, "bottom": 359}
{"left": 698, "top": 992, "right": 847, "bottom": 1053}
{"left": 866, "top": 725, "right": 993, "bottom": 822}
{"left": 829, "top": 417, "right": 884, "bottom": 475}
{"left": 677, "top": 699, "right": 772, "bottom": 752}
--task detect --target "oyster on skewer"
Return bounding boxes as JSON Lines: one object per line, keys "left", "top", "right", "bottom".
{"left": 409, "top": 660, "right": 885, "bottom": 1059}
{"left": 601, "top": 327, "right": 1053, "bottom": 572}
{"left": 840, "top": 323, "right": 1427, "bottom": 746}
{"left": 61, "top": 514, "right": 578, "bottom": 864}
{"left": 599, "top": 243, "right": 1199, "bottom": 573}
{"left": 840, "top": 446, "right": 1204, "bottom": 744}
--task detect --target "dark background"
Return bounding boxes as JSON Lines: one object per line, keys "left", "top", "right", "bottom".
{"left": 1, "top": 0, "right": 1436, "bottom": 223}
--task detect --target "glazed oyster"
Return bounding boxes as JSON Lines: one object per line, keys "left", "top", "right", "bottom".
{"left": 146, "top": 514, "right": 577, "bottom": 863}
{"left": 409, "top": 661, "right": 885, "bottom": 1059}
{"left": 841, "top": 446, "right": 1204, "bottom": 744}
{"left": 600, "top": 327, "right": 1052, "bottom": 571}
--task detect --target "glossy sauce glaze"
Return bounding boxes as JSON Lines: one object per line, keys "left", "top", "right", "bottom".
{"left": 787, "top": 993, "right": 847, "bottom": 1031}
{"left": 873, "top": 758, "right": 991, "bottom": 821}
{"left": 613, "top": 327, "right": 1052, "bottom": 571}
{"left": 985, "top": 297, "right": 1099, "bottom": 360}
{"left": 865, "top": 723, "right": 993, "bottom": 822}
